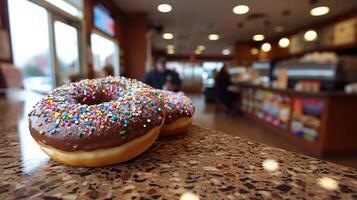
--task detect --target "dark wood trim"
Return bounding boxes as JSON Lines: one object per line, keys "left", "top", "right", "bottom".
{"left": 165, "top": 54, "right": 233, "bottom": 62}
{"left": 235, "top": 9, "right": 357, "bottom": 44}
{"left": 271, "top": 8, "right": 357, "bottom": 41}
{"left": 0, "top": 0, "right": 13, "bottom": 63}
{"left": 83, "top": 0, "right": 95, "bottom": 78}
{"left": 92, "top": 27, "right": 116, "bottom": 40}
{"left": 234, "top": 9, "right": 357, "bottom": 62}
{"left": 152, "top": 47, "right": 234, "bottom": 62}
{"left": 119, "top": 13, "right": 148, "bottom": 79}
{"left": 272, "top": 42, "right": 357, "bottom": 62}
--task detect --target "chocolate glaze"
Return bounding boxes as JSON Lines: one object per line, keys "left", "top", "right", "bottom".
{"left": 29, "top": 77, "right": 164, "bottom": 152}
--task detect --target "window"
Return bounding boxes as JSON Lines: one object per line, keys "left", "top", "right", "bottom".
{"left": 8, "top": 0, "right": 53, "bottom": 93}
{"left": 54, "top": 21, "right": 80, "bottom": 84}
{"left": 91, "top": 33, "right": 119, "bottom": 76}
{"left": 8, "top": 0, "right": 83, "bottom": 92}
{"left": 44, "top": 0, "right": 83, "bottom": 18}
{"left": 166, "top": 62, "right": 203, "bottom": 86}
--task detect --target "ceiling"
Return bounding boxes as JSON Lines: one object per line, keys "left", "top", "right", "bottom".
{"left": 114, "top": 0, "right": 357, "bottom": 55}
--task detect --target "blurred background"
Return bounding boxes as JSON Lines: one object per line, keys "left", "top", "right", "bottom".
{"left": 0, "top": 0, "right": 357, "bottom": 167}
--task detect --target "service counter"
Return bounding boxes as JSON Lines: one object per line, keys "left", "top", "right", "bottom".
{"left": 237, "top": 83, "right": 357, "bottom": 157}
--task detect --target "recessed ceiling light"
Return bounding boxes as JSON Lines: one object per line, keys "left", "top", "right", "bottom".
{"left": 252, "top": 34, "right": 265, "bottom": 41}
{"left": 279, "top": 37, "right": 290, "bottom": 48}
{"left": 304, "top": 30, "right": 318, "bottom": 41}
{"left": 197, "top": 45, "right": 205, "bottom": 51}
{"left": 157, "top": 4, "right": 172, "bottom": 13}
{"left": 274, "top": 26, "right": 284, "bottom": 32}
{"left": 194, "top": 49, "right": 202, "bottom": 55}
{"left": 233, "top": 5, "right": 249, "bottom": 14}
{"left": 208, "top": 34, "right": 219, "bottom": 41}
{"left": 261, "top": 42, "right": 271, "bottom": 52}
{"left": 162, "top": 33, "right": 174, "bottom": 40}
{"left": 251, "top": 48, "right": 259, "bottom": 55}
{"left": 167, "top": 48, "right": 175, "bottom": 54}
{"left": 222, "top": 49, "right": 231, "bottom": 55}
{"left": 167, "top": 45, "right": 174, "bottom": 49}
{"left": 310, "top": 6, "right": 329, "bottom": 16}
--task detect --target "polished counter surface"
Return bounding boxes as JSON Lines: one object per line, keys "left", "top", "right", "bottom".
{"left": 0, "top": 91, "right": 356, "bottom": 199}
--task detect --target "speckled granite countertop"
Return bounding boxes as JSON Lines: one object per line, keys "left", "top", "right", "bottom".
{"left": 0, "top": 92, "right": 357, "bottom": 199}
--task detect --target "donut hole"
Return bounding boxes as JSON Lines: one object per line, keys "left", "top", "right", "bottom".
{"left": 78, "top": 92, "right": 112, "bottom": 105}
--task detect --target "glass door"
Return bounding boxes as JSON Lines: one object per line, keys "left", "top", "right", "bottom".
{"left": 52, "top": 17, "right": 81, "bottom": 85}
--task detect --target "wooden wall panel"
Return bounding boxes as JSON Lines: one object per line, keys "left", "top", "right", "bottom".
{"left": 234, "top": 42, "right": 258, "bottom": 66}
{"left": 323, "top": 95, "right": 357, "bottom": 153}
{"left": 83, "top": 0, "right": 95, "bottom": 79}
{"left": 269, "top": 40, "right": 290, "bottom": 60}
{"left": 0, "top": 0, "right": 13, "bottom": 64}
{"left": 233, "top": 11, "right": 357, "bottom": 64}
{"left": 120, "top": 13, "right": 148, "bottom": 80}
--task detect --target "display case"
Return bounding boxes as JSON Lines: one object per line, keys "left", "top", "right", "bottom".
{"left": 242, "top": 88, "right": 290, "bottom": 129}
{"left": 239, "top": 83, "right": 357, "bottom": 157}
{"left": 273, "top": 56, "right": 357, "bottom": 91}
{"left": 291, "top": 98, "right": 324, "bottom": 142}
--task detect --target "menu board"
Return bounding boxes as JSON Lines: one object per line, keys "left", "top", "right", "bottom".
{"left": 94, "top": 5, "right": 115, "bottom": 36}
{"left": 242, "top": 87, "right": 326, "bottom": 142}
{"left": 333, "top": 18, "right": 356, "bottom": 46}
{"left": 290, "top": 98, "right": 324, "bottom": 142}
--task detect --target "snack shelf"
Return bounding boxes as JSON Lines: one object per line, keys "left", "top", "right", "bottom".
{"left": 242, "top": 88, "right": 292, "bottom": 130}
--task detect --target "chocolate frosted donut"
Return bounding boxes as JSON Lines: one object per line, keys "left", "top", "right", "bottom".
{"left": 28, "top": 76, "right": 164, "bottom": 167}
{"left": 158, "top": 90, "right": 195, "bottom": 136}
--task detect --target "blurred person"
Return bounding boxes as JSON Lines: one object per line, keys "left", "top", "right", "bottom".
{"left": 212, "top": 69, "right": 219, "bottom": 79}
{"left": 143, "top": 57, "right": 181, "bottom": 92}
{"left": 215, "top": 64, "right": 238, "bottom": 108}
{"left": 69, "top": 73, "right": 86, "bottom": 82}
{"left": 103, "top": 64, "right": 114, "bottom": 76}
